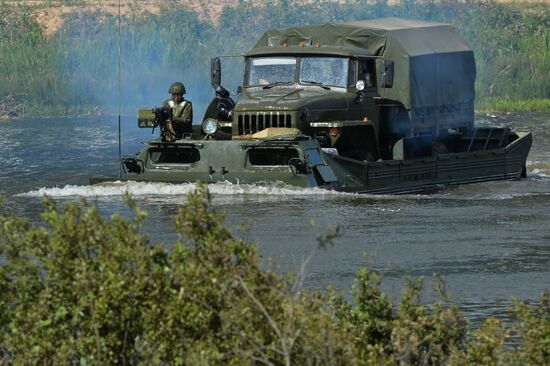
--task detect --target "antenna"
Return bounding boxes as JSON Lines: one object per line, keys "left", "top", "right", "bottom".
{"left": 117, "top": 0, "right": 122, "bottom": 178}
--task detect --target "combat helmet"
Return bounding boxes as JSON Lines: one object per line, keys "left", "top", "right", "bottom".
{"left": 169, "top": 82, "right": 186, "bottom": 95}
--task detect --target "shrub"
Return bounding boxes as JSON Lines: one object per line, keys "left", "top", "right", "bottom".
{"left": 0, "top": 187, "right": 358, "bottom": 364}
{"left": 0, "top": 186, "right": 548, "bottom": 364}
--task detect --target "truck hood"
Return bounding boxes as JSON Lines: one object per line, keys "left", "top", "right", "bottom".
{"left": 235, "top": 87, "right": 349, "bottom": 112}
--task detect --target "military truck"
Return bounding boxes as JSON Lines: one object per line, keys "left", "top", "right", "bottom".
{"left": 95, "top": 18, "right": 532, "bottom": 194}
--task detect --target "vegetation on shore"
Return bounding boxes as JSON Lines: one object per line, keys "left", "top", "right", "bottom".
{"left": 0, "top": 186, "right": 549, "bottom": 364}
{"left": 477, "top": 97, "right": 550, "bottom": 113}
{"left": 0, "top": 0, "right": 549, "bottom": 118}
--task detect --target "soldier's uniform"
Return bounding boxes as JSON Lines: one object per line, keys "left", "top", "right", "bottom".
{"left": 163, "top": 82, "right": 193, "bottom": 141}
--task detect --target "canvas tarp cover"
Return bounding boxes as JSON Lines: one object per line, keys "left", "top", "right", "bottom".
{"left": 251, "top": 18, "right": 476, "bottom": 112}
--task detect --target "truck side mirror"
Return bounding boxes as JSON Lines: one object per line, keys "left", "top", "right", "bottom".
{"left": 383, "top": 60, "right": 394, "bottom": 88}
{"left": 376, "top": 59, "right": 394, "bottom": 88}
{"left": 211, "top": 57, "right": 221, "bottom": 88}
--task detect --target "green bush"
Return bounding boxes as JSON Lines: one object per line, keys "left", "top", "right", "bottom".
{"left": 0, "top": 188, "right": 358, "bottom": 364}
{"left": 0, "top": 187, "right": 548, "bottom": 364}
{"left": 476, "top": 97, "right": 550, "bottom": 113}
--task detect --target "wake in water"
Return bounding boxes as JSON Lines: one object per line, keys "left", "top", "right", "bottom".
{"left": 527, "top": 160, "right": 550, "bottom": 179}
{"left": 17, "top": 159, "right": 550, "bottom": 202}
{"left": 18, "top": 180, "right": 344, "bottom": 198}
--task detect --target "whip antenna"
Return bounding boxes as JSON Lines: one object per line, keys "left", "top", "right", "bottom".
{"left": 117, "top": 0, "right": 122, "bottom": 178}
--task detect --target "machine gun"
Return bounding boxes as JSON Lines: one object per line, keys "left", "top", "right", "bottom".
{"left": 138, "top": 106, "right": 173, "bottom": 142}
{"left": 152, "top": 106, "right": 173, "bottom": 140}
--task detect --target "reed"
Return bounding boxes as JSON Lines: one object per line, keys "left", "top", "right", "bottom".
{"left": 0, "top": 2, "right": 71, "bottom": 113}
{"left": 1, "top": 1, "right": 549, "bottom": 116}
{"left": 477, "top": 97, "right": 550, "bottom": 112}
{"left": 465, "top": 3, "right": 550, "bottom": 102}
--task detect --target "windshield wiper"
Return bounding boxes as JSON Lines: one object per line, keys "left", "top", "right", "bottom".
{"left": 262, "top": 81, "right": 292, "bottom": 89}
{"left": 301, "top": 80, "right": 331, "bottom": 90}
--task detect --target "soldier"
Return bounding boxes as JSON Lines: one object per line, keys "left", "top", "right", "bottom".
{"left": 163, "top": 82, "right": 193, "bottom": 141}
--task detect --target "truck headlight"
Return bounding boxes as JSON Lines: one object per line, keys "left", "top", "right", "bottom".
{"left": 202, "top": 118, "right": 218, "bottom": 135}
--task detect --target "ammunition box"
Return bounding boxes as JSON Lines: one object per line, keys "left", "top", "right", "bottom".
{"left": 138, "top": 108, "right": 156, "bottom": 128}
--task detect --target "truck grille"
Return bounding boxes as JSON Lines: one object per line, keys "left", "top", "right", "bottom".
{"left": 237, "top": 112, "right": 292, "bottom": 135}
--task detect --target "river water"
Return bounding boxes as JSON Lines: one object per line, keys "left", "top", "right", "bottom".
{"left": 1, "top": 113, "right": 549, "bottom": 325}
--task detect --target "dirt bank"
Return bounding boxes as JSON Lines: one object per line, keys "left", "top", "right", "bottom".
{"left": 11, "top": 1, "right": 237, "bottom": 35}
{"left": 16, "top": 0, "right": 550, "bottom": 36}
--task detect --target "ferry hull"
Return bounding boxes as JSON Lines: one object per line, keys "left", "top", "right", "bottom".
{"left": 326, "top": 131, "right": 532, "bottom": 194}
{"left": 91, "top": 129, "right": 532, "bottom": 195}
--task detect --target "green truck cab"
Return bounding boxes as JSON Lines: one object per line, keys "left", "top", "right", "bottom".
{"left": 204, "top": 18, "right": 476, "bottom": 160}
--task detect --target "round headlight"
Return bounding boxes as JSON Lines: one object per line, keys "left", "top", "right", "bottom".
{"left": 202, "top": 118, "right": 218, "bottom": 135}
{"left": 356, "top": 80, "right": 365, "bottom": 91}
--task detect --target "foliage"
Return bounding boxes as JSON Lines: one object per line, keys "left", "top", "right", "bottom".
{"left": 509, "top": 293, "right": 550, "bottom": 365}
{"left": 0, "top": 186, "right": 549, "bottom": 364}
{"left": 0, "top": 1, "right": 71, "bottom": 115}
{"left": 0, "top": 187, "right": 356, "bottom": 364}
{"left": 1, "top": 1, "right": 549, "bottom": 116}
{"left": 458, "top": 2, "right": 550, "bottom": 102}
{"left": 0, "top": 0, "right": 550, "bottom": 115}
{"left": 476, "top": 97, "right": 550, "bottom": 113}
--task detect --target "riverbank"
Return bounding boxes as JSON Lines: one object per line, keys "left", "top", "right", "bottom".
{"left": 1, "top": 1, "right": 549, "bottom": 118}
{"left": 0, "top": 95, "right": 103, "bottom": 120}
{"left": 3, "top": 98, "right": 549, "bottom": 120}
{"left": 476, "top": 98, "right": 550, "bottom": 113}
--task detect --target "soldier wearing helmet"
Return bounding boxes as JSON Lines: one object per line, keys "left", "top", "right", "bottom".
{"left": 163, "top": 81, "right": 193, "bottom": 141}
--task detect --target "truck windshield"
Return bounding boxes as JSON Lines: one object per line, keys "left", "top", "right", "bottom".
{"left": 246, "top": 57, "right": 296, "bottom": 87}
{"left": 300, "top": 57, "right": 349, "bottom": 88}
{"left": 245, "top": 56, "right": 350, "bottom": 88}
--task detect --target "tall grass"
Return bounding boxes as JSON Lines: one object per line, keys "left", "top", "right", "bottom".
{"left": 477, "top": 97, "right": 550, "bottom": 112}
{"left": 0, "top": 1, "right": 71, "bottom": 114}
{"left": 1, "top": 0, "right": 549, "bottom": 116}
{"left": 461, "top": 3, "right": 550, "bottom": 102}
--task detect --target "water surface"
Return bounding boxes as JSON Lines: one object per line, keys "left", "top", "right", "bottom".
{"left": 2, "top": 113, "right": 549, "bottom": 325}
